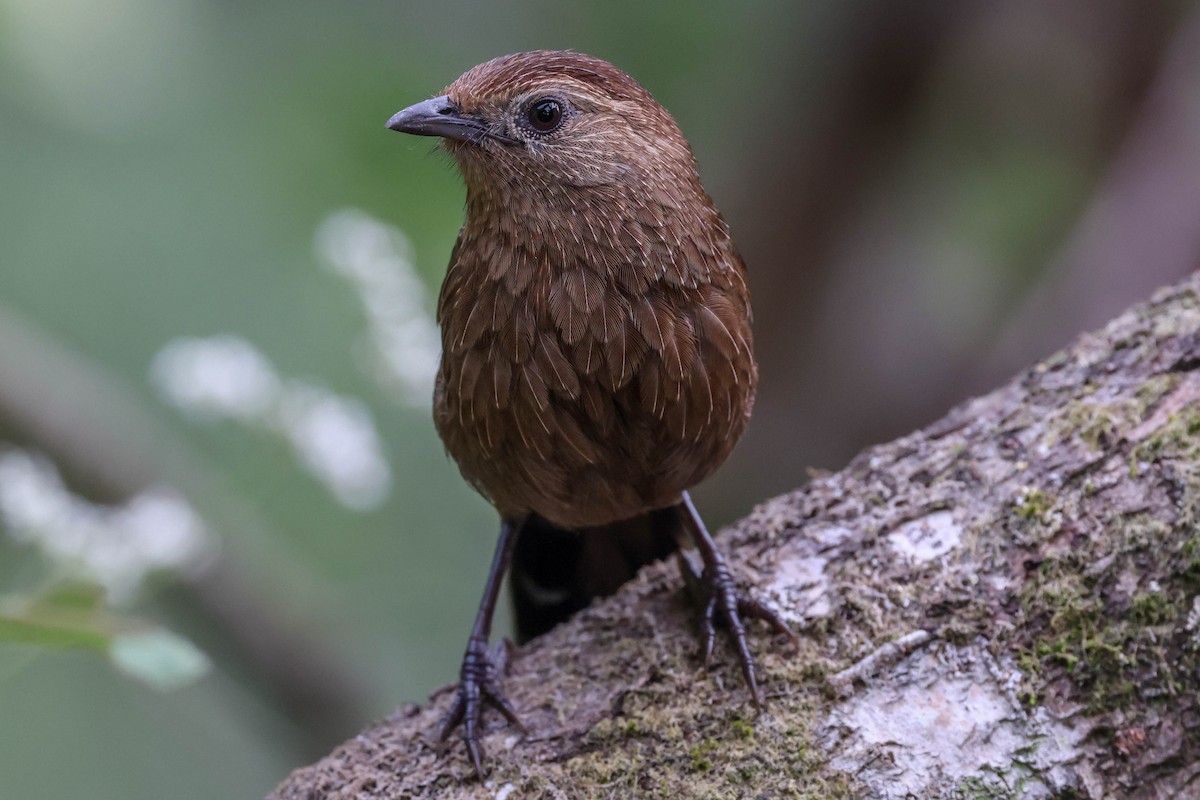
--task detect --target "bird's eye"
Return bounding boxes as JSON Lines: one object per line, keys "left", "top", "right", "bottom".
{"left": 526, "top": 98, "right": 564, "bottom": 133}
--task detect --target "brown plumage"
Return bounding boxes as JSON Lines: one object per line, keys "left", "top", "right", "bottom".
{"left": 432, "top": 52, "right": 755, "bottom": 527}
{"left": 387, "top": 50, "right": 794, "bottom": 780}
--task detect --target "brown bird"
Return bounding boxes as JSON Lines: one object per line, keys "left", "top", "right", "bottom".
{"left": 387, "top": 50, "right": 795, "bottom": 779}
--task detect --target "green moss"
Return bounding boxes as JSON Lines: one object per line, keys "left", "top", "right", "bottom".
{"left": 1042, "top": 374, "right": 1178, "bottom": 459}
{"left": 688, "top": 742, "right": 714, "bottom": 773}
{"left": 1129, "top": 591, "right": 1178, "bottom": 626}
{"left": 1129, "top": 405, "right": 1200, "bottom": 478}
{"left": 956, "top": 775, "right": 1017, "bottom": 800}
{"left": 731, "top": 764, "right": 757, "bottom": 783}
{"left": 538, "top": 668, "right": 858, "bottom": 800}
{"left": 1134, "top": 373, "right": 1179, "bottom": 409}
{"left": 1014, "top": 487, "right": 1056, "bottom": 521}
{"left": 729, "top": 716, "right": 753, "bottom": 740}
{"left": 1069, "top": 404, "right": 1120, "bottom": 450}
{"left": 997, "top": 366, "right": 1200, "bottom": 717}
{"left": 1182, "top": 533, "right": 1200, "bottom": 576}
{"left": 1015, "top": 648, "right": 1044, "bottom": 707}
{"left": 1013, "top": 508, "right": 1199, "bottom": 716}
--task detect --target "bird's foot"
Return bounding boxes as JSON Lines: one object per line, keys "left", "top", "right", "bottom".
{"left": 696, "top": 558, "right": 798, "bottom": 710}
{"left": 438, "top": 638, "right": 523, "bottom": 780}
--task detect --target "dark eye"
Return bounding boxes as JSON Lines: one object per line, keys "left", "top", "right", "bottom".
{"left": 526, "top": 98, "right": 564, "bottom": 133}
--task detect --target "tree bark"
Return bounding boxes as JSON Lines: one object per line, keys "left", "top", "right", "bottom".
{"left": 270, "top": 272, "right": 1200, "bottom": 799}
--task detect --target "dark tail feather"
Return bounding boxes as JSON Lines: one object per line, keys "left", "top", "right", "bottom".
{"left": 510, "top": 508, "right": 682, "bottom": 643}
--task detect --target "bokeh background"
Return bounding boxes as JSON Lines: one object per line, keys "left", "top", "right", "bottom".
{"left": 2, "top": 1, "right": 1199, "bottom": 797}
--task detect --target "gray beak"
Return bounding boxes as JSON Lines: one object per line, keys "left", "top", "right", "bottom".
{"left": 386, "top": 95, "right": 488, "bottom": 144}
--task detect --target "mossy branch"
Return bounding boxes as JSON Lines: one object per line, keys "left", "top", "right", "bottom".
{"left": 271, "top": 273, "right": 1200, "bottom": 799}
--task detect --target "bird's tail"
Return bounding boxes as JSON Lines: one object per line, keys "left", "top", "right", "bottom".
{"left": 509, "top": 508, "right": 682, "bottom": 643}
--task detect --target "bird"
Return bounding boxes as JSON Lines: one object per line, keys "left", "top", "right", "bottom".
{"left": 386, "top": 50, "right": 795, "bottom": 779}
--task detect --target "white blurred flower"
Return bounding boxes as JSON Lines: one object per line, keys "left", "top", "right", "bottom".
{"left": 149, "top": 335, "right": 280, "bottom": 421}
{"left": 315, "top": 208, "right": 441, "bottom": 408}
{"left": 276, "top": 383, "right": 391, "bottom": 512}
{"left": 0, "top": 449, "right": 214, "bottom": 602}
{"left": 149, "top": 335, "right": 393, "bottom": 512}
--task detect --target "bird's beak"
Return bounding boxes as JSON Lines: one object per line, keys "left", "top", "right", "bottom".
{"left": 386, "top": 95, "right": 488, "bottom": 144}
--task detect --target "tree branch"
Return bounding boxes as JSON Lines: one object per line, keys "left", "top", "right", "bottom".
{"left": 271, "top": 272, "right": 1200, "bottom": 798}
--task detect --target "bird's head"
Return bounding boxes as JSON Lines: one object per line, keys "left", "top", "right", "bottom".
{"left": 387, "top": 51, "right": 702, "bottom": 208}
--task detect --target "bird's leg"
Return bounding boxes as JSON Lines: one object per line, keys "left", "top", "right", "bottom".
{"left": 439, "top": 516, "right": 526, "bottom": 780}
{"left": 677, "top": 492, "right": 798, "bottom": 710}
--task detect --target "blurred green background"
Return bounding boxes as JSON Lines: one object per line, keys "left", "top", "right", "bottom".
{"left": 2, "top": 1, "right": 1199, "bottom": 797}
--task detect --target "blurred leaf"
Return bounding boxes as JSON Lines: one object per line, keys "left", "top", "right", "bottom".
{"left": 0, "top": 610, "right": 110, "bottom": 650}
{"left": 0, "top": 582, "right": 210, "bottom": 690}
{"left": 108, "top": 629, "right": 211, "bottom": 691}
{"left": 38, "top": 581, "right": 107, "bottom": 612}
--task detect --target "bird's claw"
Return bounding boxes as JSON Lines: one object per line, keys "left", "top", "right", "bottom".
{"left": 438, "top": 638, "right": 524, "bottom": 780}
{"left": 697, "top": 562, "right": 798, "bottom": 711}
